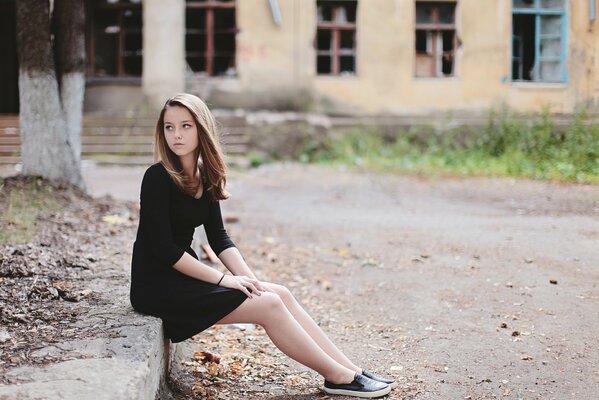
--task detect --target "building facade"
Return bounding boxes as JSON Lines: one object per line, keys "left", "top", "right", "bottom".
{"left": 2, "top": 0, "right": 598, "bottom": 116}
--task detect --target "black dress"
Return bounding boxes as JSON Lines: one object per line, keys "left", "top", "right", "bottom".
{"left": 129, "top": 162, "right": 247, "bottom": 343}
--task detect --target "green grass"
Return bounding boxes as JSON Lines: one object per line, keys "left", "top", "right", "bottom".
{"left": 297, "top": 109, "right": 599, "bottom": 184}
{"left": 0, "top": 178, "right": 61, "bottom": 245}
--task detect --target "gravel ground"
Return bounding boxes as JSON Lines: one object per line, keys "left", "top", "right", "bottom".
{"left": 4, "top": 162, "right": 597, "bottom": 399}
{"left": 171, "top": 163, "right": 599, "bottom": 400}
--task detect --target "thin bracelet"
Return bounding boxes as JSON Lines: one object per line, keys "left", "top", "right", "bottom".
{"left": 216, "top": 272, "right": 225, "bottom": 286}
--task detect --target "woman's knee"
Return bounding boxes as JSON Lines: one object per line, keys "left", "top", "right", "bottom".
{"left": 268, "top": 283, "right": 295, "bottom": 305}
{"left": 260, "top": 291, "right": 285, "bottom": 309}
{"left": 250, "top": 292, "right": 286, "bottom": 324}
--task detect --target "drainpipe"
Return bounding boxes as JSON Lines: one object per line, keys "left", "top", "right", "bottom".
{"left": 591, "top": 0, "right": 596, "bottom": 22}
{"left": 268, "top": 0, "right": 282, "bottom": 26}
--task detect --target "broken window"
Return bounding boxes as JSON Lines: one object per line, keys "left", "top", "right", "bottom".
{"left": 512, "top": 0, "right": 565, "bottom": 82}
{"left": 316, "top": 0, "right": 357, "bottom": 76}
{"left": 415, "top": 2, "right": 457, "bottom": 78}
{"left": 186, "top": 0, "right": 237, "bottom": 77}
{"left": 86, "top": 0, "right": 143, "bottom": 77}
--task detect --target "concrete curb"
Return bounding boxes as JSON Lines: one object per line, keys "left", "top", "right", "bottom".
{"left": 0, "top": 309, "right": 168, "bottom": 400}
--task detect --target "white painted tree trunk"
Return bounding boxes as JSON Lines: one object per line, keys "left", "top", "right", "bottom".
{"left": 16, "top": 0, "right": 86, "bottom": 190}
{"left": 19, "top": 70, "right": 83, "bottom": 187}
{"left": 60, "top": 72, "right": 84, "bottom": 157}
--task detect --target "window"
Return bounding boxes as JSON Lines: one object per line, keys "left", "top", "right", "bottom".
{"left": 86, "top": 0, "right": 143, "bottom": 77}
{"left": 186, "top": 0, "right": 237, "bottom": 77}
{"left": 316, "top": 0, "right": 357, "bottom": 76}
{"left": 512, "top": 0, "right": 566, "bottom": 82}
{"left": 415, "top": 2, "right": 457, "bottom": 78}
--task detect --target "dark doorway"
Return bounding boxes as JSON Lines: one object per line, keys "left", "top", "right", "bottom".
{"left": 0, "top": 0, "right": 19, "bottom": 113}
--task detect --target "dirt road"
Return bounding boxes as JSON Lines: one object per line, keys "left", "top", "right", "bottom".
{"left": 77, "top": 162, "right": 599, "bottom": 399}
{"left": 213, "top": 163, "right": 598, "bottom": 399}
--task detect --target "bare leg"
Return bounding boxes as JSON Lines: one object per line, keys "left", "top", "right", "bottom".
{"left": 215, "top": 292, "right": 356, "bottom": 384}
{"left": 264, "top": 282, "right": 362, "bottom": 374}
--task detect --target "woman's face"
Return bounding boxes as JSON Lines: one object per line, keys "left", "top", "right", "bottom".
{"left": 163, "top": 105, "right": 200, "bottom": 160}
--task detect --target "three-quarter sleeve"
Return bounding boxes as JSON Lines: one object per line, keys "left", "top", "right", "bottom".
{"left": 204, "top": 200, "right": 236, "bottom": 257}
{"left": 139, "top": 165, "right": 185, "bottom": 267}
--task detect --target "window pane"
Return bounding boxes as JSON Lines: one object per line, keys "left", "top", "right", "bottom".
{"left": 317, "top": 55, "right": 331, "bottom": 74}
{"left": 441, "top": 30, "right": 455, "bottom": 75}
{"left": 124, "top": 32, "right": 141, "bottom": 52}
{"left": 186, "top": 33, "right": 206, "bottom": 72}
{"left": 540, "top": 38, "right": 561, "bottom": 58}
{"left": 512, "top": 14, "right": 535, "bottom": 81}
{"left": 123, "top": 8, "right": 141, "bottom": 27}
{"left": 439, "top": 3, "right": 455, "bottom": 24}
{"left": 186, "top": 8, "right": 205, "bottom": 32}
{"left": 317, "top": 4, "right": 333, "bottom": 22}
{"left": 186, "top": 57, "right": 205, "bottom": 73}
{"left": 186, "top": 8, "right": 206, "bottom": 73}
{"left": 124, "top": 55, "right": 141, "bottom": 76}
{"left": 214, "top": 8, "right": 235, "bottom": 31}
{"left": 186, "top": 33, "right": 201, "bottom": 52}
{"left": 340, "top": 30, "right": 355, "bottom": 50}
{"left": 415, "top": 53, "right": 434, "bottom": 77}
{"left": 317, "top": 29, "right": 331, "bottom": 51}
{"left": 540, "top": 0, "right": 564, "bottom": 9}
{"left": 214, "top": 32, "right": 235, "bottom": 53}
{"left": 415, "top": 30, "right": 429, "bottom": 54}
{"left": 93, "top": 10, "right": 119, "bottom": 76}
{"left": 512, "top": 59, "right": 521, "bottom": 80}
{"left": 416, "top": 3, "right": 433, "bottom": 24}
{"left": 540, "top": 16, "right": 561, "bottom": 35}
{"left": 213, "top": 54, "right": 235, "bottom": 76}
{"left": 343, "top": 1, "right": 357, "bottom": 23}
{"left": 317, "top": 1, "right": 356, "bottom": 23}
{"left": 513, "top": 0, "right": 535, "bottom": 9}
{"left": 334, "top": 6, "right": 349, "bottom": 23}
{"left": 540, "top": 61, "right": 560, "bottom": 81}
{"left": 340, "top": 55, "right": 355, "bottom": 73}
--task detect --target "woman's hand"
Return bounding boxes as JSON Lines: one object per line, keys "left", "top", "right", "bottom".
{"left": 219, "top": 275, "right": 270, "bottom": 299}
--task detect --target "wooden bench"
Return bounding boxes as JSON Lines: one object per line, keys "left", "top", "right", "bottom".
{"left": 0, "top": 115, "right": 249, "bottom": 165}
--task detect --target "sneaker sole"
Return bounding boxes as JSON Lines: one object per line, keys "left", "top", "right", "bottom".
{"left": 322, "top": 384, "right": 391, "bottom": 398}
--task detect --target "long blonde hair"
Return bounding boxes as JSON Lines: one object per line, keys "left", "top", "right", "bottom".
{"left": 154, "top": 93, "right": 230, "bottom": 202}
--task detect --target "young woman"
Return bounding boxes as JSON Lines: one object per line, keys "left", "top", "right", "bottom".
{"left": 129, "top": 93, "right": 396, "bottom": 398}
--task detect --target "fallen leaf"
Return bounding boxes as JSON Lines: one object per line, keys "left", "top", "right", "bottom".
{"left": 224, "top": 214, "right": 239, "bottom": 223}
{"left": 195, "top": 351, "right": 221, "bottom": 364}
{"left": 101, "top": 215, "right": 128, "bottom": 225}
{"left": 337, "top": 248, "right": 350, "bottom": 257}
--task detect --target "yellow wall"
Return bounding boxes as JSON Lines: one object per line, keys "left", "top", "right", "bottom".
{"left": 233, "top": 0, "right": 599, "bottom": 115}
{"left": 86, "top": 0, "right": 598, "bottom": 115}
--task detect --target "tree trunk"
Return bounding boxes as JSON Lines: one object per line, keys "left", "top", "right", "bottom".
{"left": 16, "top": 0, "right": 85, "bottom": 189}
{"left": 54, "top": 0, "right": 85, "bottom": 158}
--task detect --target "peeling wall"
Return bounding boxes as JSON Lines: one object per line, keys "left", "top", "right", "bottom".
{"left": 86, "top": 0, "right": 599, "bottom": 115}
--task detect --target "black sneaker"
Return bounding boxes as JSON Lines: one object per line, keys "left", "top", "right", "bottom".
{"left": 323, "top": 373, "right": 391, "bottom": 398}
{"left": 361, "top": 369, "right": 398, "bottom": 388}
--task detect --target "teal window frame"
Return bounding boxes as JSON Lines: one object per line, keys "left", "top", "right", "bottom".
{"left": 512, "top": 0, "right": 567, "bottom": 83}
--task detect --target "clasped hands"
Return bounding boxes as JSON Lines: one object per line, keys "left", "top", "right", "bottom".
{"left": 219, "top": 274, "right": 274, "bottom": 299}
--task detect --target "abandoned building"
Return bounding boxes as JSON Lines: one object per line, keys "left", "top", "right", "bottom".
{"left": 1, "top": 0, "right": 598, "bottom": 116}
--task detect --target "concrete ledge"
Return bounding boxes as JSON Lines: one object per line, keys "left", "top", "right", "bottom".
{"left": 0, "top": 309, "right": 168, "bottom": 400}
